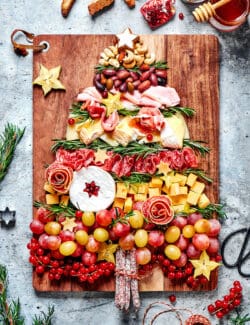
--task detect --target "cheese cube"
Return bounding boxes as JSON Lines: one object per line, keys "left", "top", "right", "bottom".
{"left": 60, "top": 195, "right": 69, "bottom": 206}
{"left": 124, "top": 197, "right": 133, "bottom": 213}
{"left": 134, "top": 194, "right": 147, "bottom": 201}
{"left": 46, "top": 194, "right": 59, "bottom": 205}
{"left": 174, "top": 173, "right": 187, "bottom": 186}
{"left": 186, "top": 173, "right": 198, "bottom": 187}
{"left": 161, "top": 185, "right": 170, "bottom": 194}
{"left": 128, "top": 184, "right": 138, "bottom": 194}
{"left": 191, "top": 181, "right": 205, "bottom": 194}
{"left": 149, "top": 177, "right": 163, "bottom": 188}
{"left": 138, "top": 184, "right": 149, "bottom": 194}
{"left": 170, "top": 183, "right": 180, "bottom": 196}
{"left": 172, "top": 204, "right": 185, "bottom": 213}
{"left": 116, "top": 182, "right": 128, "bottom": 199}
{"left": 44, "top": 182, "right": 55, "bottom": 194}
{"left": 179, "top": 186, "right": 188, "bottom": 195}
{"left": 171, "top": 195, "right": 187, "bottom": 205}
{"left": 113, "top": 198, "right": 125, "bottom": 209}
{"left": 198, "top": 193, "right": 210, "bottom": 209}
{"left": 148, "top": 187, "right": 161, "bottom": 198}
{"left": 187, "top": 191, "right": 200, "bottom": 206}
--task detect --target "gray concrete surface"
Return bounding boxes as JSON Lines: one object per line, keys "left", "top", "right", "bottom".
{"left": 0, "top": 1, "right": 249, "bottom": 324}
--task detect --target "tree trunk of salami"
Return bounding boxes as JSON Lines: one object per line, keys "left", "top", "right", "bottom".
{"left": 130, "top": 248, "right": 140, "bottom": 311}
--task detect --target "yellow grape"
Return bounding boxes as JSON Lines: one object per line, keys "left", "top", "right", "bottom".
{"left": 182, "top": 225, "right": 195, "bottom": 238}
{"left": 164, "top": 245, "right": 181, "bottom": 260}
{"left": 44, "top": 221, "right": 61, "bottom": 235}
{"left": 165, "top": 226, "right": 181, "bottom": 243}
{"left": 59, "top": 241, "right": 77, "bottom": 256}
{"left": 82, "top": 211, "right": 95, "bottom": 227}
{"left": 129, "top": 210, "right": 144, "bottom": 229}
{"left": 134, "top": 229, "right": 148, "bottom": 248}
{"left": 75, "top": 230, "right": 89, "bottom": 245}
{"left": 194, "top": 219, "right": 211, "bottom": 234}
{"left": 93, "top": 228, "right": 109, "bottom": 242}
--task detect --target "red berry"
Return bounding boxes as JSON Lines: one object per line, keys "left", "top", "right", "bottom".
{"left": 223, "top": 295, "right": 230, "bottom": 302}
{"left": 233, "top": 299, "right": 241, "bottom": 307}
{"left": 233, "top": 280, "right": 241, "bottom": 287}
{"left": 54, "top": 273, "right": 61, "bottom": 280}
{"left": 68, "top": 118, "right": 75, "bottom": 125}
{"left": 48, "top": 273, "right": 54, "bottom": 280}
{"left": 37, "top": 248, "right": 44, "bottom": 256}
{"left": 176, "top": 271, "right": 183, "bottom": 279}
{"left": 179, "top": 13, "right": 184, "bottom": 20}
{"left": 215, "top": 300, "right": 223, "bottom": 308}
{"left": 35, "top": 265, "right": 45, "bottom": 275}
{"left": 222, "top": 301, "right": 229, "bottom": 309}
{"left": 75, "top": 210, "right": 83, "bottom": 218}
{"left": 234, "top": 286, "right": 242, "bottom": 293}
{"left": 42, "top": 256, "right": 50, "bottom": 265}
{"left": 216, "top": 311, "right": 224, "bottom": 319}
{"left": 168, "top": 265, "right": 176, "bottom": 272}
{"left": 168, "top": 272, "right": 176, "bottom": 280}
{"left": 200, "top": 276, "right": 208, "bottom": 285}
{"left": 146, "top": 133, "right": 153, "bottom": 141}
{"left": 169, "top": 294, "right": 176, "bottom": 303}
{"left": 185, "top": 267, "right": 193, "bottom": 275}
{"left": 215, "top": 255, "right": 222, "bottom": 262}
{"left": 207, "top": 304, "right": 215, "bottom": 313}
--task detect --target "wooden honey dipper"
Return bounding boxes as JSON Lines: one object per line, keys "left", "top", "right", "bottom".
{"left": 192, "top": 0, "right": 232, "bottom": 22}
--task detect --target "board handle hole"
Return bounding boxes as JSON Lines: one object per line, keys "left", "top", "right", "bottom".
{"left": 39, "top": 41, "right": 50, "bottom": 52}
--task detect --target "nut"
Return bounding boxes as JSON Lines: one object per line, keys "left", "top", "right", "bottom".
{"left": 123, "top": 59, "right": 136, "bottom": 69}
{"left": 123, "top": 50, "right": 135, "bottom": 64}
{"left": 135, "top": 55, "right": 144, "bottom": 67}
{"left": 136, "top": 44, "right": 148, "bottom": 55}
{"left": 104, "top": 48, "right": 115, "bottom": 58}
{"left": 99, "top": 58, "right": 109, "bottom": 66}
{"left": 109, "top": 45, "right": 118, "bottom": 55}
{"left": 144, "top": 53, "right": 156, "bottom": 65}
{"left": 109, "top": 58, "right": 120, "bottom": 68}
{"left": 100, "top": 52, "right": 109, "bottom": 60}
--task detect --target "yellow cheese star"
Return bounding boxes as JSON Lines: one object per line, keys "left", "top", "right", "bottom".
{"left": 190, "top": 250, "right": 220, "bottom": 280}
{"left": 116, "top": 28, "right": 139, "bottom": 50}
{"left": 94, "top": 149, "right": 110, "bottom": 164}
{"left": 157, "top": 161, "right": 172, "bottom": 176}
{"left": 97, "top": 243, "right": 118, "bottom": 264}
{"left": 33, "top": 64, "right": 65, "bottom": 96}
{"left": 101, "top": 92, "right": 123, "bottom": 116}
{"left": 61, "top": 217, "right": 77, "bottom": 232}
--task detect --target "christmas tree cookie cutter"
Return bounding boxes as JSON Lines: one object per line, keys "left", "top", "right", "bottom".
{"left": 0, "top": 207, "right": 16, "bottom": 227}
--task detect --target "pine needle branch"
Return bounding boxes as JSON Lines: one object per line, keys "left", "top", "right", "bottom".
{"left": 0, "top": 124, "right": 25, "bottom": 183}
{"left": 32, "top": 306, "right": 55, "bottom": 325}
{"left": 183, "top": 139, "right": 210, "bottom": 157}
{"left": 33, "top": 201, "right": 76, "bottom": 217}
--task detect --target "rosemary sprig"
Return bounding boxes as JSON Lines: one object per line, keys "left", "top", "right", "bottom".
{"left": 118, "top": 108, "right": 139, "bottom": 116}
{"left": 69, "top": 103, "right": 90, "bottom": 122}
{"left": 195, "top": 203, "right": 227, "bottom": 220}
{"left": 231, "top": 311, "right": 250, "bottom": 325}
{"left": 112, "top": 172, "right": 153, "bottom": 184}
{"left": 0, "top": 124, "right": 25, "bottom": 183}
{"left": 33, "top": 201, "right": 76, "bottom": 218}
{"left": 32, "top": 306, "right": 55, "bottom": 325}
{"left": 95, "top": 61, "right": 168, "bottom": 73}
{"left": 183, "top": 139, "right": 210, "bottom": 157}
{"left": 162, "top": 106, "right": 195, "bottom": 118}
{"left": 184, "top": 168, "right": 213, "bottom": 183}
{"left": 151, "top": 61, "right": 168, "bottom": 70}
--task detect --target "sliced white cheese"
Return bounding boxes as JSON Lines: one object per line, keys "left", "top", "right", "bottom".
{"left": 160, "top": 113, "right": 188, "bottom": 148}
{"left": 78, "top": 119, "right": 104, "bottom": 145}
{"left": 112, "top": 116, "right": 138, "bottom": 146}
{"left": 69, "top": 166, "right": 115, "bottom": 212}
{"left": 66, "top": 124, "right": 79, "bottom": 140}
{"left": 100, "top": 133, "right": 119, "bottom": 146}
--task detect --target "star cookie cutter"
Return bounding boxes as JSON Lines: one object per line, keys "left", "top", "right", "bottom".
{"left": 0, "top": 207, "right": 16, "bottom": 227}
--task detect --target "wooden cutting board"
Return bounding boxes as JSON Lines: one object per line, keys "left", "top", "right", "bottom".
{"left": 33, "top": 34, "right": 219, "bottom": 292}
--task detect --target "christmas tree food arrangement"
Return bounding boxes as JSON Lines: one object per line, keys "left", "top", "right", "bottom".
{"left": 29, "top": 29, "right": 224, "bottom": 312}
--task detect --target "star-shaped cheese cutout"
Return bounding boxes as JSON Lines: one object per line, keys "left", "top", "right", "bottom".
{"left": 157, "top": 161, "right": 172, "bottom": 176}
{"left": 97, "top": 243, "right": 118, "bottom": 264}
{"left": 101, "top": 92, "right": 123, "bottom": 116}
{"left": 33, "top": 64, "right": 65, "bottom": 96}
{"left": 116, "top": 28, "right": 139, "bottom": 50}
{"left": 61, "top": 217, "right": 77, "bottom": 231}
{"left": 94, "top": 149, "right": 110, "bottom": 164}
{"left": 190, "top": 250, "right": 220, "bottom": 280}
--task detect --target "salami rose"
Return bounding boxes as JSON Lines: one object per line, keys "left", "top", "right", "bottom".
{"left": 142, "top": 195, "right": 174, "bottom": 225}
{"left": 45, "top": 162, "right": 73, "bottom": 194}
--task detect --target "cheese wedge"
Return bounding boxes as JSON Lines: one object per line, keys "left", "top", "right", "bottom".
{"left": 112, "top": 116, "right": 137, "bottom": 146}
{"left": 78, "top": 119, "right": 104, "bottom": 145}
{"left": 66, "top": 124, "right": 79, "bottom": 140}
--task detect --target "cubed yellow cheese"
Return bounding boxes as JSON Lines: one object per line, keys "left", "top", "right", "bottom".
{"left": 161, "top": 185, "right": 170, "bottom": 194}
{"left": 60, "top": 195, "right": 69, "bottom": 206}
{"left": 191, "top": 181, "right": 205, "bottom": 194}
{"left": 148, "top": 187, "right": 161, "bottom": 198}
{"left": 179, "top": 186, "right": 188, "bottom": 195}
{"left": 113, "top": 198, "right": 125, "bottom": 209}
{"left": 128, "top": 184, "right": 138, "bottom": 194}
{"left": 198, "top": 193, "right": 210, "bottom": 209}
{"left": 44, "top": 182, "right": 55, "bottom": 194}
{"left": 116, "top": 182, "right": 128, "bottom": 199}
{"left": 170, "top": 194, "right": 187, "bottom": 205}
{"left": 170, "top": 183, "right": 180, "bottom": 196}
{"left": 186, "top": 173, "right": 198, "bottom": 187}
{"left": 134, "top": 193, "right": 147, "bottom": 201}
{"left": 46, "top": 194, "right": 59, "bottom": 205}
{"left": 174, "top": 173, "right": 188, "bottom": 186}
{"left": 149, "top": 177, "right": 163, "bottom": 188}
{"left": 124, "top": 197, "right": 133, "bottom": 213}
{"left": 172, "top": 204, "right": 185, "bottom": 213}
{"left": 187, "top": 191, "right": 200, "bottom": 206}
{"left": 138, "top": 183, "right": 149, "bottom": 194}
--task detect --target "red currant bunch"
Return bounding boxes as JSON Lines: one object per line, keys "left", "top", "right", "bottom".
{"left": 207, "top": 281, "right": 243, "bottom": 319}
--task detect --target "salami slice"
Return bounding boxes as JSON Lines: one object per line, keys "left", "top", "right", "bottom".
{"left": 56, "top": 148, "right": 95, "bottom": 171}
{"left": 182, "top": 147, "right": 198, "bottom": 168}
{"left": 142, "top": 195, "right": 174, "bottom": 225}
{"left": 45, "top": 162, "right": 73, "bottom": 194}
{"left": 121, "top": 155, "right": 135, "bottom": 177}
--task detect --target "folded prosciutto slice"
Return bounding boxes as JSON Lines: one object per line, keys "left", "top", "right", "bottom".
{"left": 76, "top": 87, "right": 102, "bottom": 104}
{"left": 142, "top": 86, "right": 180, "bottom": 107}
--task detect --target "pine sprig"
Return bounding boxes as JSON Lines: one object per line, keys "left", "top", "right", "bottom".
{"left": 183, "top": 139, "right": 210, "bottom": 156}
{"left": 118, "top": 108, "right": 139, "bottom": 116}
{"left": 32, "top": 306, "right": 55, "bottom": 325}
{"left": 231, "top": 312, "right": 250, "bottom": 325}
{"left": 69, "top": 103, "right": 90, "bottom": 122}
{"left": 0, "top": 124, "right": 25, "bottom": 182}
{"left": 195, "top": 203, "right": 227, "bottom": 220}
{"left": 95, "top": 61, "right": 168, "bottom": 73}
{"left": 162, "top": 106, "right": 195, "bottom": 118}
{"left": 184, "top": 168, "right": 213, "bottom": 183}
{"left": 33, "top": 201, "right": 76, "bottom": 218}
{"left": 112, "top": 172, "right": 153, "bottom": 184}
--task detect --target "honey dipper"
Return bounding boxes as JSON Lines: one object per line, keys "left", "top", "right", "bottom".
{"left": 192, "top": 0, "right": 232, "bottom": 22}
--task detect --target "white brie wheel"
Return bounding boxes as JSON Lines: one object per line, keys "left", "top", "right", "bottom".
{"left": 69, "top": 166, "right": 115, "bottom": 212}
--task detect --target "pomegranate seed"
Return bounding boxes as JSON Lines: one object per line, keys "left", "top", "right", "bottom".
{"left": 68, "top": 118, "right": 75, "bottom": 125}
{"left": 169, "top": 294, "right": 176, "bottom": 303}
{"left": 179, "top": 13, "right": 184, "bottom": 20}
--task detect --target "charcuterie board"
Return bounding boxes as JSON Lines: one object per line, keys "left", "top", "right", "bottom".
{"left": 33, "top": 34, "right": 219, "bottom": 292}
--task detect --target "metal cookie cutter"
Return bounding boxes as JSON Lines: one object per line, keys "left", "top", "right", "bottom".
{"left": 0, "top": 207, "right": 16, "bottom": 227}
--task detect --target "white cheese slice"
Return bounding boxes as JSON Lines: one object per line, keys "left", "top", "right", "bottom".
{"left": 112, "top": 116, "right": 138, "bottom": 146}
{"left": 69, "top": 166, "right": 115, "bottom": 212}
{"left": 78, "top": 119, "right": 104, "bottom": 145}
